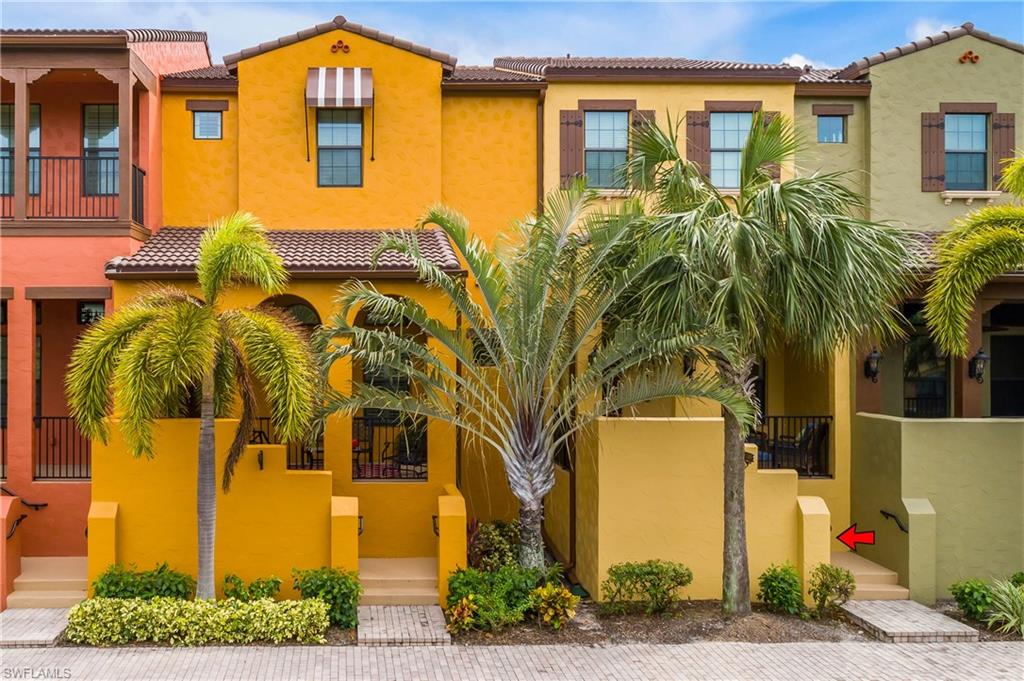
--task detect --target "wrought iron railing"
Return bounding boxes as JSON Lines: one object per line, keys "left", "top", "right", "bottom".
{"left": 250, "top": 416, "right": 323, "bottom": 470}
{"left": 747, "top": 415, "right": 832, "bottom": 478}
{"left": 904, "top": 396, "right": 948, "bottom": 419}
{"left": 352, "top": 414, "right": 427, "bottom": 481}
{"left": 34, "top": 416, "right": 91, "bottom": 480}
{"left": 1, "top": 155, "right": 12, "bottom": 218}
{"left": 27, "top": 156, "right": 119, "bottom": 219}
{"left": 132, "top": 164, "right": 145, "bottom": 225}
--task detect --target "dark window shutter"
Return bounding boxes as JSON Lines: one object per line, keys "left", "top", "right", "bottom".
{"left": 685, "top": 111, "right": 710, "bottom": 175}
{"left": 763, "top": 111, "right": 781, "bottom": 180}
{"left": 559, "top": 110, "right": 584, "bottom": 188}
{"left": 992, "top": 113, "right": 1015, "bottom": 188}
{"left": 921, "top": 112, "right": 945, "bottom": 192}
{"left": 632, "top": 109, "right": 656, "bottom": 134}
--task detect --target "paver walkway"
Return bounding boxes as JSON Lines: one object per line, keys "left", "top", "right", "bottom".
{"left": 0, "top": 608, "right": 70, "bottom": 647}
{"left": 2, "top": 641, "right": 1021, "bottom": 680}
{"left": 841, "top": 599, "right": 980, "bottom": 642}
{"left": 357, "top": 605, "right": 451, "bottom": 645}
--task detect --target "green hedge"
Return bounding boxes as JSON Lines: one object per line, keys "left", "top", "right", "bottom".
{"left": 65, "top": 597, "right": 329, "bottom": 646}
{"left": 92, "top": 563, "right": 195, "bottom": 600}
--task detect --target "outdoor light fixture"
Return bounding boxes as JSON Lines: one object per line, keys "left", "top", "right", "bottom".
{"left": 864, "top": 348, "right": 882, "bottom": 383}
{"left": 968, "top": 348, "right": 990, "bottom": 383}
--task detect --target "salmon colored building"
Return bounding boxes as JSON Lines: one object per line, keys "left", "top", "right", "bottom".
{"left": 0, "top": 29, "right": 211, "bottom": 606}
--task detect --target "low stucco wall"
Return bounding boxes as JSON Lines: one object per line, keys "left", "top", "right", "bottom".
{"left": 89, "top": 419, "right": 336, "bottom": 598}
{"left": 568, "top": 417, "right": 828, "bottom": 601}
{"left": 852, "top": 413, "right": 1024, "bottom": 602}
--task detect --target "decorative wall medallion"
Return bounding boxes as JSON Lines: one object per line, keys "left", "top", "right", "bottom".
{"left": 959, "top": 50, "right": 980, "bottom": 64}
{"left": 330, "top": 39, "right": 351, "bottom": 54}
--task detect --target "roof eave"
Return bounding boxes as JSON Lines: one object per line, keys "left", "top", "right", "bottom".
{"left": 160, "top": 78, "right": 238, "bottom": 92}
{"left": 0, "top": 34, "right": 128, "bottom": 48}
{"left": 441, "top": 81, "right": 546, "bottom": 92}
{"left": 794, "top": 81, "right": 871, "bottom": 96}
{"left": 106, "top": 267, "right": 466, "bottom": 280}
{"left": 542, "top": 69, "right": 800, "bottom": 83}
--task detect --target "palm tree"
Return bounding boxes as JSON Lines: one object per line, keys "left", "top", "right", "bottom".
{"left": 66, "top": 213, "right": 318, "bottom": 599}
{"left": 619, "top": 112, "right": 917, "bottom": 614}
{"left": 925, "top": 154, "right": 1024, "bottom": 355}
{"left": 315, "top": 183, "right": 754, "bottom": 570}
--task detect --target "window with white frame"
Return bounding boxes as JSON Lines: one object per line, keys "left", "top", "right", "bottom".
{"left": 944, "top": 113, "right": 987, "bottom": 190}
{"left": 83, "top": 104, "right": 119, "bottom": 196}
{"left": 0, "top": 104, "right": 41, "bottom": 195}
{"left": 710, "top": 112, "right": 753, "bottom": 189}
{"left": 584, "top": 111, "right": 629, "bottom": 189}
{"left": 317, "top": 109, "right": 363, "bottom": 187}
{"left": 193, "top": 111, "right": 222, "bottom": 140}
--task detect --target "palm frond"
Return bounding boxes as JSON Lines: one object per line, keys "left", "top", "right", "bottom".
{"left": 196, "top": 212, "right": 288, "bottom": 303}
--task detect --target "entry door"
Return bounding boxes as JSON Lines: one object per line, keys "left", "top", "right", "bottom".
{"left": 990, "top": 335, "right": 1024, "bottom": 417}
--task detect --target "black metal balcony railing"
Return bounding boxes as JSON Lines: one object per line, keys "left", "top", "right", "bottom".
{"left": 1, "top": 155, "right": 11, "bottom": 218}
{"left": 352, "top": 414, "right": 427, "bottom": 481}
{"left": 132, "top": 165, "right": 145, "bottom": 226}
{"left": 904, "top": 396, "right": 948, "bottom": 419}
{"left": 747, "top": 415, "right": 832, "bottom": 478}
{"left": 1, "top": 417, "right": 7, "bottom": 480}
{"left": 250, "top": 416, "right": 323, "bottom": 470}
{"left": 34, "top": 416, "right": 91, "bottom": 480}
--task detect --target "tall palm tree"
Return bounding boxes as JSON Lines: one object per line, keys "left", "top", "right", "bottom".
{"left": 66, "top": 213, "right": 318, "bottom": 599}
{"left": 619, "top": 112, "right": 917, "bottom": 614}
{"left": 315, "top": 183, "right": 754, "bottom": 570}
{"left": 925, "top": 154, "right": 1024, "bottom": 355}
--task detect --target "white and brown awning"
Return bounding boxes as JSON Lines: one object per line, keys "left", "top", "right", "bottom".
{"left": 305, "top": 67, "right": 374, "bottom": 108}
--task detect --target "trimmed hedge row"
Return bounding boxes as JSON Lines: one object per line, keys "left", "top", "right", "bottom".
{"left": 65, "top": 597, "right": 329, "bottom": 646}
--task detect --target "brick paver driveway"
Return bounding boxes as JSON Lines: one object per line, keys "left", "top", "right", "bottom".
{"left": 2, "top": 642, "right": 1021, "bottom": 680}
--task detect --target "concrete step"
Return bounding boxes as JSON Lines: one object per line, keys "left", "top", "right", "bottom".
{"left": 853, "top": 584, "right": 911, "bottom": 600}
{"left": 357, "top": 605, "right": 451, "bottom": 646}
{"left": 841, "top": 600, "right": 979, "bottom": 643}
{"left": 360, "top": 586, "right": 438, "bottom": 606}
{"left": 6, "top": 590, "right": 86, "bottom": 609}
{"left": 832, "top": 551, "right": 901, "bottom": 592}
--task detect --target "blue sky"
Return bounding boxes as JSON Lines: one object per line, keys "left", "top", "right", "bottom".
{"left": 2, "top": 2, "right": 1021, "bottom": 68}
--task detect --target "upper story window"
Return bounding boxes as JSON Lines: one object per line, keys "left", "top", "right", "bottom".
{"left": 817, "top": 115, "right": 846, "bottom": 144}
{"left": 584, "top": 111, "right": 629, "bottom": 189}
{"left": 317, "top": 109, "right": 362, "bottom": 187}
{"left": 710, "top": 112, "right": 752, "bottom": 189}
{"left": 83, "top": 104, "right": 119, "bottom": 196}
{"left": 944, "top": 113, "right": 987, "bottom": 190}
{"left": 193, "top": 111, "right": 222, "bottom": 140}
{"left": 0, "top": 103, "right": 41, "bottom": 196}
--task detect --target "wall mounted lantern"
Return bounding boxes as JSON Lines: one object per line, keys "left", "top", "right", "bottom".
{"left": 864, "top": 348, "right": 882, "bottom": 383}
{"left": 968, "top": 348, "right": 990, "bottom": 383}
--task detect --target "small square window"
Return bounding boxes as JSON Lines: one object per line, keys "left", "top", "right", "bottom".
{"left": 817, "top": 115, "right": 846, "bottom": 144}
{"left": 77, "top": 301, "right": 105, "bottom": 325}
{"left": 193, "top": 111, "right": 222, "bottom": 140}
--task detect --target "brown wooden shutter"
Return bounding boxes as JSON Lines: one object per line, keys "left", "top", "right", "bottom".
{"left": 921, "top": 112, "right": 945, "bottom": 192}
{"left": 559, "top": 110, "right": 584, "bottom": 188}
{"left": 992, "top": 113, "right": 1015, "bottom": 188}
{"left": 763, "top": 111, "right": 781, "bottom": 180}
{"left": 632, "top": 109, "right": 656, "bottom": 134}
{"left": 685, "top": 111, "right": 710, "bottom": 175}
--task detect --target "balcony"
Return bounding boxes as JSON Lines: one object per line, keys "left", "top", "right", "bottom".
{"left": 747, "top": 415, "right": 833, "bottom": 478}
{"left": 1, "top": 156, "right": 144, "bottom": 224}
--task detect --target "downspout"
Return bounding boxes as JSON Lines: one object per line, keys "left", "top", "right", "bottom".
{"left": 536, "top": 86, "right": 546, "bottom": 214}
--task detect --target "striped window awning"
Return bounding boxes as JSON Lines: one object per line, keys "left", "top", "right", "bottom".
{"left": 305, "top": 67, "right": 374, "bottom": 108}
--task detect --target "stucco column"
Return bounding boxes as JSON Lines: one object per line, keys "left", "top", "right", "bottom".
{"left": 6, "top": 294, "right": 35, "bottom": 488}
{"left": 11, "top": 69, "right": 28, "bottom": 221}
{"left": 955, "top": 301, "right": 998, "bottom": 418}
{"left": 117, "top": 72, "right": 135, "bottom": 223}
{"left": 854, "top": 342, "right": 882, "bottom": 413}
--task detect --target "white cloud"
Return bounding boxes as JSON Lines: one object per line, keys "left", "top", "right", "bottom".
{"left": 779, "top": 53, "right": 834, "bottom": 70}
{"left": 906, "top": 18, "right": 957, "bottom": 42}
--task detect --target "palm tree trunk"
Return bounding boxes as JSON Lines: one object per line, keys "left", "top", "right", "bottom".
{"left": 196, "top": 369, "right": 217, "bottom": 600}
{"left": 518, "top": 499, "right": 545, "bottom": 571}
{"left": 719, "top": 357, "right": 752, "bottom": 616}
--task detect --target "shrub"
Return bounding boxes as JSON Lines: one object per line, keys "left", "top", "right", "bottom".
{"left": 445, "top": 595, "right": 478, "bottom": 634}
{"left": 1009, "top": 572, "right": 1024, "bottom": 588}
{"left": 291, "top": 568, "right": 361, "bottom": 629}
{"left": 757, "top": 564, "right": 803, "bottom": 616}
{"left": 808, "top": 564, "right": 856, "bottom": 617}
{"left": 92, "top": 563, "right": 195, "bottom": 600}
{"left": 445, "top": 565, "right": 557, "bottom": 631}
{"left": 65, "top": 597, "right": 328, "bottom": 646}
{"left": 985, "top": 580, "right": 1024, "bottom": 637}
{"left": 530, "top": 583, "right": 579, "bottom": 630}
{"left": 951, "top": 578, "right": 993, "bottom": 621}
{"left": 223, "top": 574, "right": 282, "bottom": 602}
{"left": 468, "top": 520, "right": 521, "bottom": 572}
{"left": 601, "top": 560, "right": 693, "bottom": 615}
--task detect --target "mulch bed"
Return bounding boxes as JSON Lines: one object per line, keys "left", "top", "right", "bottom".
{"left": 454, "top": 600, "right": 870, "bottom": 645}
{"left": 932, "top": 600, "right": 1022, "bottom": 642}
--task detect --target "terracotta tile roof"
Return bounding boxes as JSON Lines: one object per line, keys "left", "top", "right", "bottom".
{"left": 0, "top": 28, "right": 208, "bottom": 43}
{"left": 796, "top": 68, "right": 862, "bottom": 84}
{"left": 445, "top": 66, "right": 544, "bottom": 83}
{"left": 223, "top": 15, "right": 456, "bottom": 71}
{"left": 492, "top": 56, "right": 801, "bottom": 80}
{"left": 836, "top": 22, "right": 1024, "bottom": 80}
{"left": 106, "top": 227, "right": 464, "bottom": 278}
{"left": 163, "top": 65, "right": 233, "bottom": 80}
{"left": 906, "top": 229, "right": 1024, "bottom": 274}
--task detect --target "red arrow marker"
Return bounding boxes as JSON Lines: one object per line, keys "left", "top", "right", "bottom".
{"left": 836, "top": 523, "right": 875, "bottom": 551}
